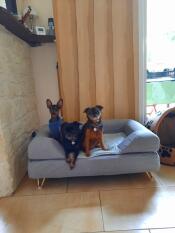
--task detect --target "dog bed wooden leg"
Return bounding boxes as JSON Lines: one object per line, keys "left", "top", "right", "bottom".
{"left": 146, "top": 172, "right": 153, "bottom": 180}
{"left": 37, "top": 178, "right": 46, "bottom": 189}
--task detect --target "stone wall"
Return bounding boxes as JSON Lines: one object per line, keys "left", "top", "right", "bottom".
{"left": 0, "top": 25, "right": 39, "bottom": 197}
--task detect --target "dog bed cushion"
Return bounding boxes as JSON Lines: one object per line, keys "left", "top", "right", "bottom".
{"left": 28, "top": 120, "right": 160, "bottom": 160}
{"left": 28, "top": 132, "right": 126, "bottom": 160}
{"left": 79, "top": 132, "right": 126, "bottom": 158}
{"left": 28, "top": 136, "right": 65, "bottom": 160}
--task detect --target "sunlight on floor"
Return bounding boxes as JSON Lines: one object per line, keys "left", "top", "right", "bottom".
{"left": 1, "top": 165, "right": 175, "bottom": 233}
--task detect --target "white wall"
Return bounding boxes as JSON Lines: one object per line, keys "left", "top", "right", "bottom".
{"left": 31, "top": 44, "right": 59, "bottom": 125}
{"left": 17, "top": 0, "right": 60, "bottom": 125}
{"left": 24, "top": 0, "right": 53, "bottom": 27}
{"left": 133, "top": 0, "right": 147, "bottom": 123}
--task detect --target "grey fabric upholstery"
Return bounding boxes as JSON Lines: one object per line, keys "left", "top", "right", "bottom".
{"left": 118, "top": 120, "right": 160, "bottom": 153}
{"left": 27, "top": 119, "right": 160, "bottom": 179}
{"left": 28, "top": 152, "right": 160, "bottom": 179}
{"left": 103, "top": 119, "right": 160, "bottom": 153}
{"left": 28, "top": 136, "right": 65, "bottom": 160}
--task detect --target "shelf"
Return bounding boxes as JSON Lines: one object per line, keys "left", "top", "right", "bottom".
{"left": 0, "top": 7, "right": 55, "bottom": 47}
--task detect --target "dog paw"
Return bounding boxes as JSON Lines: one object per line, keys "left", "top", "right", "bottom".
{"left": 85, "top": 152, "right": 91, "bottom": 157}
{"left": 66, "top": 153, "right": 76, "bottom": 169}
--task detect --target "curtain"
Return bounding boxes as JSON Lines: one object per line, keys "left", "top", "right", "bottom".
{"left": 53, "top": 0, "right": 139, "bottom": 122}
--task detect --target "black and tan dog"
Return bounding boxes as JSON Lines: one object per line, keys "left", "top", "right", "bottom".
{"left": 46, "top": 98, "right": 63, "bottom": 122}
{"left": 82, "top": 105, "right": 107, "bottom": 156}
{"left": 46, "top": 98, "right": 63, "bottom": 141}
{"left": 61, "top": 121, "right": 82, "bottom": 169}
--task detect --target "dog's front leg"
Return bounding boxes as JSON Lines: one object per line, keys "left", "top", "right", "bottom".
{"left": 84, "top": 129, "right": 91, "bottom": 156}
{"left": 66, "top": 153, "right": 76, "bottom": 169}
{"left": 100, "top": 135, "right": 108, "bottom": 150}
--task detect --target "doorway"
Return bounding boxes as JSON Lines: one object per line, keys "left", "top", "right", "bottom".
{"left": 147, "top": 0, "right": 175, "bottom": 118}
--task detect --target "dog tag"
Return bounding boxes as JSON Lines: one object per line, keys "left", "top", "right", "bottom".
{"left": 94, "top": 128, "right": 97, "bottom": 132}
{"left": 72, "top": 141, "right": 75, "bottom": 145}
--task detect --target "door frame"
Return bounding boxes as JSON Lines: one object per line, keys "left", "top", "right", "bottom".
{"left": 133, "top": 0, "right": 147, "bottom": 124}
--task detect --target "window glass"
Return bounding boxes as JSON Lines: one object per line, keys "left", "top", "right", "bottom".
{"left": 0, "top": 0, "right": 6, "bottom": 8}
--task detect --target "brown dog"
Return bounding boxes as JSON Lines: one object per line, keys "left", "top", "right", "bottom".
{"left": 82, "top": 105, "right": 107, "bottom": 156}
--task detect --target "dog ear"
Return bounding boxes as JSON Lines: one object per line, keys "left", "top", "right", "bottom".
{"left": 57, "top": 98, "right": 63, "bottom": 109}
{"left": 46, "top": 99, "right": 52, "bottom": 109}
{"left": 96, "top": 105, "right": 103, "bottom": 111}
{"left": 84, "top": 107, "right": 90, "bottom": 114}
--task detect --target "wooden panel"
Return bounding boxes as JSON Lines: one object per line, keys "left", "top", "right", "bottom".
{"left": 112, "top": 0, "right": 135, "bottom": 118}
{"left": 94, "top": 0, "right": 114, "bottom": 119}
{"left": 53, "top": 0, "right": 79, "bottom": 121}
{"left": 76, "top": 0, "right": 96, "bottom": 121}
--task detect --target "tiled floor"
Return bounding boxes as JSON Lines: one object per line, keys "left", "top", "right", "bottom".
{"left": 1, "top": 165, "right": 175, "bottom": 233}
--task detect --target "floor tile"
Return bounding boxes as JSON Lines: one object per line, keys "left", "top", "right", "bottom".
{"left": 0, "top": 192, "right": 103, "bottom": 233}
{"left": 92, "top": 230, "right": 149, "bottom": 233}
{"left": 100, "top": 187, "right": 175, "bottom": 231}
{"left": 68, "top": 173, "right": 160, "bottom": 193}
{"left": 125, "top": 173, "right": 160, "bottom": 188}
{"left": 150, "top": 228, "right": 175, "bottom": 233}
{"left": 14, "top": 175, "right": 67, "bottom": 196}
{"left": 155, "top": 165, "right": 175, "bottom": 186}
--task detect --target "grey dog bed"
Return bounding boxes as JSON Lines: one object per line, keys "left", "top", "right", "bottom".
{"left": 28, "top": 119, "right": 160, "bottom": 179}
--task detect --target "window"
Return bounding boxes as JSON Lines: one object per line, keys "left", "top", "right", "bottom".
{"left": 146, "top": 0, "right": 175, "bottom": 117}
{"left": 0, "top": 0, "right": 6, "bottom": 8}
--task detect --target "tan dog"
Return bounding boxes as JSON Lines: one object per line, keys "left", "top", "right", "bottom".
{"left": 82, "top": 105, "right": 106, "bottom": 156}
